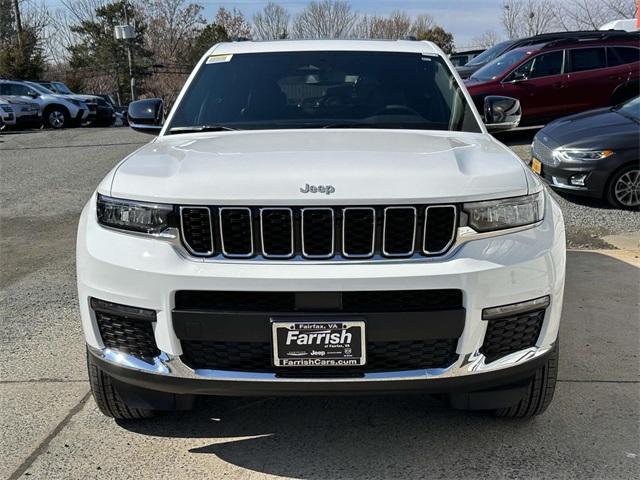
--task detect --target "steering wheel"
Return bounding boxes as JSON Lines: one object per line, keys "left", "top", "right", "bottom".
{"left": 373, "top": 104, "right": 422, "bottom": 116}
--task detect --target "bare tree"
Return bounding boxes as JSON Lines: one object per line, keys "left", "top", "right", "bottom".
{"left": 501, "top": 0, "right": 556, "bottom": 38}
{"left": 472, "top": 30, "right": 501, "bottom": 48}
{"left": 144, "top": 0, "right": 205, "bottom": 63}
{"left": 409, "top": 14, "right": 435, "bottom": 39}
{"left": 355, "top": 10, "right": 412, "bottom": 39}
{"left": 45, "top": 0, "right": 107, "bottom": 65}
{"left": 252, "top": 2, "right": 289, "bottom": 40}
{"left": 502, "top": 0, "right": 523, "bottom": 38}
{"left": 292, "top": 0, "right": 357, "bottom": 39}
{"left": 214, "top": 6, "right": 251, "bottom": 39}
{"left": 554, "top": 0, "right": 637, "bottom": 30}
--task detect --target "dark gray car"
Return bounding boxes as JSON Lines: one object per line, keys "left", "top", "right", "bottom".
{"left": 531, "top": 96, "right": 639, "bottom": 209}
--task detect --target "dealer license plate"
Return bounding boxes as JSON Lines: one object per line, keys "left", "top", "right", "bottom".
{"left": 272, "top": 319, "right": 366, "bottom": 368}
{"left": 531, "top": 157, "right": 542, "bottom": 175}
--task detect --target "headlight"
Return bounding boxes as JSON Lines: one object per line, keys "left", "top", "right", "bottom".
{"left": 463, "top": 191, "right": 544, "bottom": 233}
{"left": 97, "top": 194, "right": 174, "bottom": 234}
{"left": 554, "top": 149, "right": 613, "bottom": 161}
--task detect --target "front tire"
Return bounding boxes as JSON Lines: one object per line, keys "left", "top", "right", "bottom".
{"left": 606, "top": 164, "right": 640, "bottom": 209}
{"left": 44, "top": 106, "right": 70, "bottom": 129}
{"left": 494, "top": 343, "right": 559, "bottom": 418}
{"left": 87, "top": 350, "right": 155, "bottom": 420}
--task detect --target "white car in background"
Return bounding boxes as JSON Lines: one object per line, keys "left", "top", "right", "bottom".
{"left": 0, "top": 97, "right": 17, "bottom": 128}
{"left": 78, "top": 40, "right": 566, "bottom": 421}
{"left": 0, "top": 95, "right": 41, "bottom": 128}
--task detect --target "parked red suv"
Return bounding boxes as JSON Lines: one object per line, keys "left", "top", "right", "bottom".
{"left": 465, "top": 34, "right": 639, "bottom": 126}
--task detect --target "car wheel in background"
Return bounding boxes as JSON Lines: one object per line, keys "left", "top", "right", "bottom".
{"left": 44, "top": 106, "right": 70, "bottom": 129}
{"left": 606, "top": 164, "right": 640, "bottom": 209}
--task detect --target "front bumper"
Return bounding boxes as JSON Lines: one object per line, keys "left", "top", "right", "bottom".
{"left": 535, "top": 162, "right": 608, "bottom": 198}
{"left": 88, "top": 343, "right": 555, "bottom": 396}
{"left": 77, "top": 191, "right": 566, "bottom": 394}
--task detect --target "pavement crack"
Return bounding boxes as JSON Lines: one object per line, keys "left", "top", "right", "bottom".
{"left": 7, "top": 390, "right": 91, "bottom": 480}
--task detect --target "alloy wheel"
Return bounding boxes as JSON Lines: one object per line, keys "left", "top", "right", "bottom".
{"left": 614, "top": 168, "right": 640, "bottom": 207}
{"left": 49, "top": 110, "right": 65, "bottom": 128}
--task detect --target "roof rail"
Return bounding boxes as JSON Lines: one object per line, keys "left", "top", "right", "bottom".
{"left": 541, "top": 31, "right": 639, "bottom": 48}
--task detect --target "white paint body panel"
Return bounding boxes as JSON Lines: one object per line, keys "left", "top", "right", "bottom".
{"left": 77, "top": 40, "right": 566, "bottom": 387}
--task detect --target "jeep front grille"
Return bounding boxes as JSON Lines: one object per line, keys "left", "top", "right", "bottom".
{"left": 179, "top": 205, "right": 457, "bottom": 260}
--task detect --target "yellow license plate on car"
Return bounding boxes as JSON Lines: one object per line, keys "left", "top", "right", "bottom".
{"left": 531, "top": 158, "right": 542, "bottom": 175}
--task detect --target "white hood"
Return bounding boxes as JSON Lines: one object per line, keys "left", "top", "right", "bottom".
{"left": 109, "top": 129, "right": 529, "bottom": 205}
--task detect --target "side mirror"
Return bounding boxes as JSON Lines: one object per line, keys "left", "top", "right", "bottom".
{"left": 128, "top": 99, "right": 164, "bottom": 134}
{"left": 484, "top": 95, "right": 521, "bottom": 132}
{"left": 27, "top": 90, "right": 40, "bottom": 98}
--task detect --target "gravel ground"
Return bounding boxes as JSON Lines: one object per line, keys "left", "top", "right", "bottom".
{"left": 498, "top": 130, "right": 640, "bottom": 249}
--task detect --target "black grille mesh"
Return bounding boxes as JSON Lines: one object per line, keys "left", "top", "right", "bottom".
{"left": 481, "top": 310, "right": 545, "bottom": 362}
{"left": 343, "top": 208, "right": 375, "bottom": 257}
{"left": 220, "top": 209, "right": 253, "bottom": 256}
{"left": 181, "top": 338, "right": 458, "bottom": 373}
{"left": 180, "top": 205, "right": 457, "bottom": 260}
{"left": 181, "top": 207, "right": 213, "bottom": 254}
{"left": 425, "top": 207, "right": 456, "bottom": 253}
{"left": 261, "top": 209, "right": 293, "bottom": 257}
{"left": 95, "top": 311, "right": 159, "bottom": 359}
{"left": 384, "top": 208, "right": 416, "bottom": 255}
{"left": 302, "top": 209, "right": 334, "bottom": 257}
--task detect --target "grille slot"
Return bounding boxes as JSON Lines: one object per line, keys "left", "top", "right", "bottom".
{"left": 180, "top": 338, "right": 458, "bottom": 373}
{"left": 180, "top": 207, "right": 214, "bottom": 255}
{"left": 383, "top": 207, "right": 417, "bottom": 256}
{"left": 302, "top": 208, "right": 334, "bottom": 258}
{"left": 342, "top": 207, "right": 376, "bottom": 258}
{"left": 220, "top": 208, "right": 253, "bottom": 257}
{"left": 481, "top": 310, "right": 545, "bottom": 362}
{"left": 260, "top": 208, "right": 294, "bottom": 258}
{"left": 174, "top": 289, "right": 463, "bottom": 312}
{"left": 424, "top": 206, "right": 457, "bottom": 254}
{"left": 180, "top": 205, "right": 458, "bottom": 260}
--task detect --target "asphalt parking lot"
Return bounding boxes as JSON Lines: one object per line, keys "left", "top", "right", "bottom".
{"left": 1, "top": 128, "right": 639, "bottom": 479}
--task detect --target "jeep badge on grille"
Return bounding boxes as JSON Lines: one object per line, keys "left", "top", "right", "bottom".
{"left": 300, "top": 183, "right": 335, "bottom": 195}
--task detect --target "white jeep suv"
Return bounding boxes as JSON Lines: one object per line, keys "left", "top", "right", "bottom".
{"left": 77, "top": 40, "right": 565, "bottom": 420}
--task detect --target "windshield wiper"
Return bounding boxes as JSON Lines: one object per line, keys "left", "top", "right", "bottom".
{"left": 168, "top": 125, "right": 237, "bottom": 133}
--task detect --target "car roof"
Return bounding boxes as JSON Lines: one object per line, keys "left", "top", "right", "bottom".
{"left": 509, "top": 37, "right": 638, "bottom": 56}
{"left": 207, "top": 39, "right": 440, "bottom": 56}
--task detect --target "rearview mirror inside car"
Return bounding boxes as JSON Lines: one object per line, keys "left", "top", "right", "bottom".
{"left": 484, "top": 96, "right": 522, "bottom": 132}
{"left": 128, "top": 99, "right": 164, "bottom": 134}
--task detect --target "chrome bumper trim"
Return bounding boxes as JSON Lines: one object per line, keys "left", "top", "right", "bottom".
{"left": 88, "top": 344, "right": 554, "bottom": 384}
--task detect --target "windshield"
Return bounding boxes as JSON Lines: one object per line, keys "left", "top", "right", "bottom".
{"left": 168, "top": 51, "right": 481, "bottom": 133}
{"left": 25, "top": 82, "right": 54, "bottom": 95}
{"left": 465, "top": 40, "right": 513, "bottom": 66}
{"left": 51, "top": 82, "right": 73, "bottom": 94}
{"left": 615, "top": 96, "right": 640, "bottom": 120}
{"left": 470, "top": 49, "right": 530, "bottom": 82}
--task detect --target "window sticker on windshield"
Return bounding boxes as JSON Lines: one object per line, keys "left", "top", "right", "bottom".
{"left": 206, "top": 54, "right": 233, "bottom": 64}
